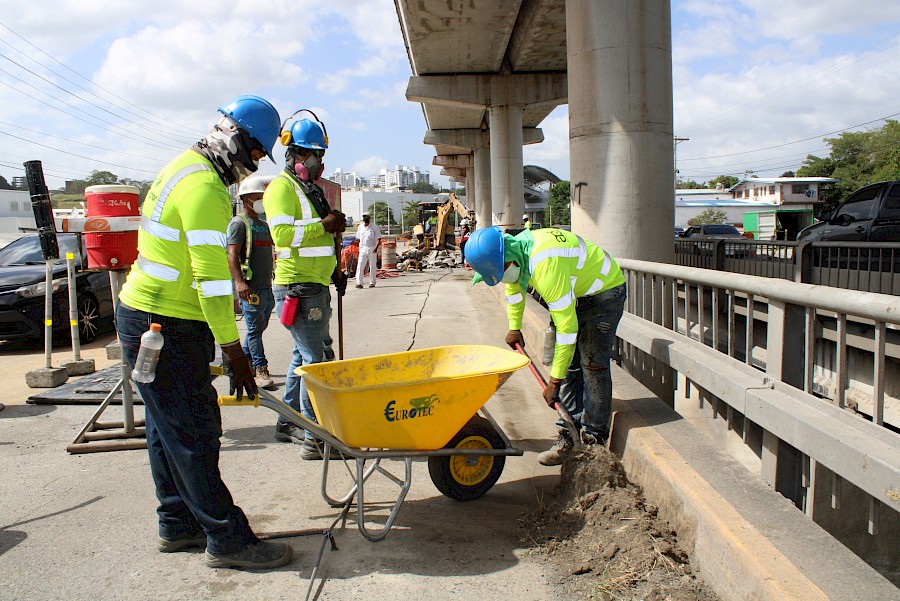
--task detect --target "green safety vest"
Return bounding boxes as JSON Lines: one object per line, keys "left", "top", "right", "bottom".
{"left": 504, "top": 228, "right": 625, "bottom": 379}
{"left": 263, "top": 174, "right": 336, "bottom": 286}
{"left": 119, "top": 150, "right": 239, "bottom": 344}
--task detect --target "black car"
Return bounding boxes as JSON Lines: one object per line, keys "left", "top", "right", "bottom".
{"left": 0, "top": 233, "right": 114, "bottom": 343}
{"left": 797, "top": 180, "right": 900, "bottom": 242}
{"left": 679, "top": 224, "right": 750, "bottom": 257}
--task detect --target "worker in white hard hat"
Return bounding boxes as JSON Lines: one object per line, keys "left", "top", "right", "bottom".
{"left": 227, "top": 175, "right": 277, "bottom": 391}
{"left": 523, "top": 214, "right": 532, "bottom": 229}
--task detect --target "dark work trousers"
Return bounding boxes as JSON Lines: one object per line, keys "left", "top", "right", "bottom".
{"left": 116, "top": 302, "right": 257, "bottom": 555}
{"left": 557, "top": 282, "right": 627, "bottom": 441}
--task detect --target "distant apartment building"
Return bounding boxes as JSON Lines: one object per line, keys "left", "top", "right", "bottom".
{"left": 729, "top": 177, "right": 839, "bottom": 209}
{"left": 327, "top": 168, "right": 363, "bottom": 189}
{"left": 328, "top": 164, "right": 430, "bottom": 190}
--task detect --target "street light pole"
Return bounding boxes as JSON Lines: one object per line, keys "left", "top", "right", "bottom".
{"left": 674, "top": 136, "right": 689, "bottom": 189}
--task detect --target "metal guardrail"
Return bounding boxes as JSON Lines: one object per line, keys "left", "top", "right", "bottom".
{"left": 615, "top": 258, "right": 900, "bottom": 557}
{"left": 675, "top": 238, "right": 900, "bottom": 295}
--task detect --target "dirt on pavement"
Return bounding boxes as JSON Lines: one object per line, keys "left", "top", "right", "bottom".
{"left": 521, "top": 446, "right": 719, "bottom": 601}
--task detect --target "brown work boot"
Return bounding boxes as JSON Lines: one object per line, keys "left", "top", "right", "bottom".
{"left": 537, "top": 430, "right": 574, "bottom": 466}
{"left": 256, "top": 366, "right": 276, "bottom": 390}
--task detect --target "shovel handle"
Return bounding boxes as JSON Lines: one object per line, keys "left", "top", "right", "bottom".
{"left": 514, "top": 343, "right": 582, "bottom": 449}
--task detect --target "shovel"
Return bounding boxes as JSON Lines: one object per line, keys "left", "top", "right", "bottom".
{"left": 515, "top": 343, "right": 583, "bottom": 450}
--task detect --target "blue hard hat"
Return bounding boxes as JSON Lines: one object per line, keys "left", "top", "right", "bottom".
{"left": 466, "top": 226, "right": 505, "bottom": 286}
{"left": 218, "top": 95, "right": 281, "bottom": 161}
{"left": 282, "top": 118, "right": 328, "bottom": 151}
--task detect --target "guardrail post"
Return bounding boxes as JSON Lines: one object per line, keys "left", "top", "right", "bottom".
{"left": 795, "top": 241, "right": 813, "bottom": 284}
{"left": 714, "top": 239, "right": 725, "bottom": 271}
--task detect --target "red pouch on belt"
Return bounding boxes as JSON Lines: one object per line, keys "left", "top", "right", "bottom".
{"left": 280, "top": 295, "right": 299, "bottom": 326}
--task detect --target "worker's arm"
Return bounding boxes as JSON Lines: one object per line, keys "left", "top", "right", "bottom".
{"left": 180, "top": 182, "right": 239, "bottom": 346}
{"left": 226, "top": 219, "right": 250, "bottom": 301}
{"left": 537, "top": 262, "right": 579, "bottom": 381}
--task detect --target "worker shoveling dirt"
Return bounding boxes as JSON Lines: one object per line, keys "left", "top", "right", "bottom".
{"left": 521, "top": 446, "right": 719, "bottom": 601}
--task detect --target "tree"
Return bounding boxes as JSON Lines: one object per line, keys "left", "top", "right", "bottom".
{"left": 453, "top": 187, "right": 466, "bottom": 196}
{"left": 780, "top": 171, "right": 795, "bottom": 177}
{"left": 0, "top": 175, "right": 11, "bottom": 190}
{"left": 401, "top": 199, "right": 421, "bottom": 232}
{"left": 677, "top": 179, "right": 706, "bottom": 189}
{"left": 687, "top": 208, "right": 727, "bottom": 225}
{"left": 706, "top": 175, "right": 738, "bottom": 189}
{"left": 86, "top": 170, "right": 118, "bottom": 185}
{"left": 367, "top": 201, "right": 396, "bottom": 227}
{"left": 797, "top": 120, "right": 900, "bottom": 209}
{"left": 409, "top": 181, "right": 438, "bottom": 194}
{"left": 547, "top": 181, "right": 570, "bottom": 226}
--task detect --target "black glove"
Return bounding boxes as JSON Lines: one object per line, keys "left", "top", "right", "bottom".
{"left": 332, "top": 270, "right": 348, "bottom": 296}
{"left": 221, "top": 342, "right": 258, "bottom": 401}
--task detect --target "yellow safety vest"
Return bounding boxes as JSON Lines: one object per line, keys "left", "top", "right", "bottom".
{"left": 119, "top": 150, "right": 239, "bottom": 344}
{"left": 263, "top": 173, "right": 336, "bottom": 286}
{"left": 504, "top": 228, "right": 625, "bottom": 379}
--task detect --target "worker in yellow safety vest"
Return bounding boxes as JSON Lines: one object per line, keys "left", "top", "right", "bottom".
{"left": 466, "top": 226, "right": 627, "bottom": 466}
{"left": 116, "top": 95, "right": 293, "bottom": 569}
{"left": 263, "top": 111, "right": 347, "bottom": 459}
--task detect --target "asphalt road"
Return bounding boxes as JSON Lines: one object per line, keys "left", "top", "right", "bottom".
{"left": 0, "top": 265, "right": 567, "bottom": 600}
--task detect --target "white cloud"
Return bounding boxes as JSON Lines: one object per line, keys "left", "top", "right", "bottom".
{"left": 351, "top": 155, "right": 389, "bottom": 177}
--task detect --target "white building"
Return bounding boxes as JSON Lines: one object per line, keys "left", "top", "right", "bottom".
{"left": 728, "top": 177, "right": 839, "bottom": 209}
{"left": 340, "top": 189, "right": 468, "bottom": 234}
{"left": 0, "top": 189, "right": 36, "bottom": 233}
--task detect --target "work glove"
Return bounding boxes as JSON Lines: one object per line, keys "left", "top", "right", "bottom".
{"left": 542, "top": 377, "right": 564, "bottom": 408}
{"left": 332, "top": 269, "right": 348, "bottom": 297}
{"left": 321, "top": 210, "right": 347, "bottom": 234}
{"left": 505, "top": 329, "right": 525, "bottom": 350}
{"left": 220, "top": 341, "right": 258, "bottom": 401}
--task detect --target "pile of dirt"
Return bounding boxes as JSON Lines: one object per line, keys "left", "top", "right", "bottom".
{"left": 521, "top": 446, "right": 719, "bottom": 601}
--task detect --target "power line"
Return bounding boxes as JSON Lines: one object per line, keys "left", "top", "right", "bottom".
{"left": 680, "top": 111, "right": 900, "bottom": 161}
{"left": 0, "top": 22, "right": 203, "bottom": 138}
{"left": 0, "top": 129, "right": 159, "bottom": 174}
{"left": 0, "top": 73, "right": 181, "bottom": 152}
{"left": 0, "top": 119, "right": 168, "bottom": 163}
{"left": 0, "top": 52, "right": 195, "bottom": 147}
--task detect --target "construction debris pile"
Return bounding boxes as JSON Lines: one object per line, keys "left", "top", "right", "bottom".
{"left": 396, "top": 248, "right": 464, "bottom": 271}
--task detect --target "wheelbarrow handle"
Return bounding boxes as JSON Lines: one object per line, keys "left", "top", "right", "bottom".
{"left": 514, "top": 343, "right": 582, "bottom": 449}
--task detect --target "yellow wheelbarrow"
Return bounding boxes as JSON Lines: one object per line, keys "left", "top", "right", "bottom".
{"left": 219, "top": 344, "right": 529, "bottom": 541}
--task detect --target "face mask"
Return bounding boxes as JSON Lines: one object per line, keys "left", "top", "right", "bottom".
{"left": 252, "top": 200, "right": 265, "bottom": 214}
{"left": 501, "top": 262, "right": 520, "bottom": 284}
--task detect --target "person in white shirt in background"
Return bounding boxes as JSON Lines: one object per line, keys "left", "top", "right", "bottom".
{"left": 354, "top": 212, "right": 382, "bottom": 288}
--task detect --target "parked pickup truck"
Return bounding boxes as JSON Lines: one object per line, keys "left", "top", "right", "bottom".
{"left": 797, "top": 180, "right": 900, "bottom": 242}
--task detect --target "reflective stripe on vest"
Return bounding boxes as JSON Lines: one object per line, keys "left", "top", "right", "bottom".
{"left": 136, "top": 255, "right": 179, "bottom": 282}
{"left": 546, "top": 290, "right": 575, "bottom": 311}
{"left": 276, "top": 245, "right": 336, "bottom": 260}
{"left": 186, "top": 229, "right": 227, "bottom": 247}
{"left": 196, "top": 279, "right": 233, "bottom": 297}
{"left": 556, "top": 332, "right": 577, "bottom": 345}
{"left": 142, "top": 163, "right": 213, "bottom": 241}
{"left": 506, "top": 292, "right": 523, "bottom": 305}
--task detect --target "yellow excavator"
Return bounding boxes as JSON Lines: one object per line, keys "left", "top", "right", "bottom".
{"left": 411, "top": 193, "right": 475, "bottom": 253}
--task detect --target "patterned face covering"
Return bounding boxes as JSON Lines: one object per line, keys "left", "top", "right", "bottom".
{"left": 193, "top": 117, "right": 261, "bottom": 186}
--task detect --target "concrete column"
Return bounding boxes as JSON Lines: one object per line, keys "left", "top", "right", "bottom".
{"left": 566, "top": 0, "right": 673, "bottom": 261}
{"left": 489, "top": 105, "right": 525, "bottom": 229}
{"left": 464, "top": 168, "right": 474, "bottom": 211}
{"left": 474, "top": 146, "right": 491, "bottom": 230}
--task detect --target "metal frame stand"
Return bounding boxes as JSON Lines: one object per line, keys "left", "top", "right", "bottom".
{"left": 67, "top": 271, "right": 146, "bottom": 454}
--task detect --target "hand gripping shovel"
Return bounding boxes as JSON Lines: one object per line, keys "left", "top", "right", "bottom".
{"left": 515, "top": 343, "right": 582, "bottom": 451}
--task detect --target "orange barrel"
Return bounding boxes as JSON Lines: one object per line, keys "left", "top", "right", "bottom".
{"left": 84, "top": 184, "right": 141, "bottom": 270}
{"left": 381, "top": 239, "right": 398, "bottom": 269}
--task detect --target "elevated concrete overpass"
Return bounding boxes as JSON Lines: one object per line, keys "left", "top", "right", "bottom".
{"left": 396, "top": 0, "right": 674, "bottom": 262}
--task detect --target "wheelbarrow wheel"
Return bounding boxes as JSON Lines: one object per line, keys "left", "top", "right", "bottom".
{"left": 428, "top": 415, "right": 505, "bottom": 502}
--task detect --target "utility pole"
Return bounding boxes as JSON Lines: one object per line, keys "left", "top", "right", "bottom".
{"left": 674, "top": 136, "right": 689, "bottom": 190}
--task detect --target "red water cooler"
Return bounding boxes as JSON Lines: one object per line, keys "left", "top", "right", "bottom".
{"left": 84, "top": 185, "right": 141, "bottom": 270}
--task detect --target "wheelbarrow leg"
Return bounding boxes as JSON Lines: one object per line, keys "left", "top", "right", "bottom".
{"left": 355, "top": 457, "right": 413, "bottom": 542}
{"left": 320, "top": 452, "right": 381, "bottom": 508}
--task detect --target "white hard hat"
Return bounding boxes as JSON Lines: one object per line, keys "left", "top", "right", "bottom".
{"left": 522, "top": 214, "right": 529, "bottom": 220}
{"left": 460, "top": 219, "right": 469, "bottom": 225}
{"left": 239, "top": 176, "right": 266, "bottom": 197}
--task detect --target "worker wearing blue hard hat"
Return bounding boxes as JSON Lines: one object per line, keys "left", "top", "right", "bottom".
{"left": 117, "top": 95, "right": 293, "bottom": 570}
{"left": 466, "top": 226, "right": 627, "bottom": 466}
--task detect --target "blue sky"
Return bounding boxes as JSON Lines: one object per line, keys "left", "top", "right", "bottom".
{"left": 0, "top": 1, "right": 898, "bottom": 191}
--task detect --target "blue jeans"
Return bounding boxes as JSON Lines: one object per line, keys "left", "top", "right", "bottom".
{"left": 115, "top": 303, "right": 257, "bottom": 555}
{"left": 274, "top": 283, "right": 332, "bottom": 441}
{"left": 557, "top": 283, "right": 627, "bottom": 441}
{"left": 239, "top": 287, "right": 274, "bottom": 370}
